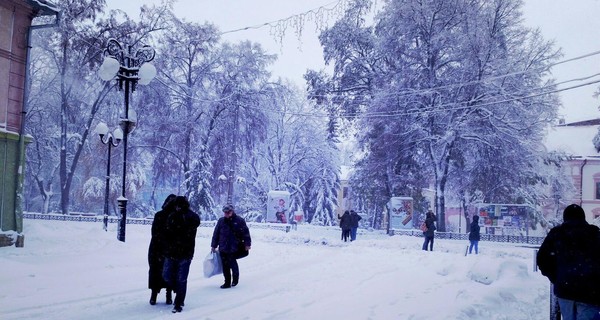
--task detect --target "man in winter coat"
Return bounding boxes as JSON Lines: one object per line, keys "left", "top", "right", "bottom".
{"left": 350, "top": 210, "right": 362, "bottom": 241}
{"left": 537, "top": 204, "right": 600, "bottom": 320}
{"left": 148, "top": 194, "right": 175, "bottom": 305}
{"left": 211, "top": 204, "right": 252, "bottom": 289}
{"left": 162, "top": 196, "right": 200, "bottom": 313}
{"left": 468, "top": 215, "right": 481, "bottom": 254}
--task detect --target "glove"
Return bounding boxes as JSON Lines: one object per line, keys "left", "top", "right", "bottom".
{"left": 211, "top": 247, "right": 216, "bottom": 253}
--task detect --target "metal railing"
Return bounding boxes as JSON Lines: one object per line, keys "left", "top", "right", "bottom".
{"left": 389, "top": 229, "right": 545, "bottom": 245}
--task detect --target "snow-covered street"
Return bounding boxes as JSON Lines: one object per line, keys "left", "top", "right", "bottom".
{"left": 1, "top": 219, "right": 549, "bottom": 319}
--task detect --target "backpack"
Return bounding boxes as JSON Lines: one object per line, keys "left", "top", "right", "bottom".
{"left": 420, "top": 222, "right": 428, "bottom": 232}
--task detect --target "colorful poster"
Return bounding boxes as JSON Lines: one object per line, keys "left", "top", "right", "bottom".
{"left": 267, "top": 190, "right": 290, "bottom": 223}
{"left": 388, "top": 197, "right": 413, "bottom": 229}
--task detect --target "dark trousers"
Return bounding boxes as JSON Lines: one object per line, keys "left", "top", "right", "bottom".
{"left": 163, "top": 257, "right": 191, "bottom": 307}
{"left": 220, "top": 252, "right": 239, "bottom": 285}
{"left": 341, "top": 229, "right": 351, "bottom": 242}
{"left": 422, "top": 235, "right": 434, "bottom": 251}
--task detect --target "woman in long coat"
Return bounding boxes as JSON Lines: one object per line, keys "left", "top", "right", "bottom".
{"left": 147, "top": 194, "right": 176, "bottom": 305}
{"left": 340, "top": 210, "right": 352, "bottom": 242}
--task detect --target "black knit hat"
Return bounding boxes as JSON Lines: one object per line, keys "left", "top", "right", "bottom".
{"left": 563, "top": 204, "right": 585, "bottom": 222}
{"left": 222, "top": 204, "right": 234, "bottom": 212}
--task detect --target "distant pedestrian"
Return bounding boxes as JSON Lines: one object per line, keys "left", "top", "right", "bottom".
{"left": 421, "top": 210, "right": 437, "bottom": 251}
{"left": 468, "top": 215, "right": 480, "bottom": 254}
{"left": 163, "top": 196, "right": 200, "bottom": 313}
{"left": 148, "top": 194, "right": 176, "bottom": 305}
{"left": 211, "top": 204, "right": 252, "bottom": 289}
{"left": 339, "top": 210, "right": 352, "bottom": 242}
{"left": 350, "top": 210, "right": 362, "bottom": 241}
{"left": 537, "top": 204, "right": 600, "bottom": 320}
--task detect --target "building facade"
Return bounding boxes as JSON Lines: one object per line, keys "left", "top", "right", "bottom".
{"left": 543, "top": 120, "right": 600, "bottom": 222}
{"left": 0, "top": 0, "right": 58, "bottom": 246}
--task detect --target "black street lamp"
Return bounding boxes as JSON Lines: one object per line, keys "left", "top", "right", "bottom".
{"left": 94, "top": 122, "right": 123, "bottom": 232}
{"left": 99, "top": 38, "right": 156, "bottom": 242}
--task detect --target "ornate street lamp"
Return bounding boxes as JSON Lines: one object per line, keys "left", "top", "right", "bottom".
{"left": 94, "top": 122, "right": 123, "bottom": 232}
{"left": 99, "top": 38, "right": 156, "bottom": 242}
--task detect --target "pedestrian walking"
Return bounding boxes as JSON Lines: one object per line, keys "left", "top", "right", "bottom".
{"left": 339, "top": 210, "right": 352, "bottom": 242}
{"left": 162, "top": 196, "right": 200, "bottom": 313}
{"left": 537, "top": 204, "right": 600, "bottom": 320}
{"left": 421, "top": 210, "right": 437, "bottom": 251}
{"left": 211, "top": 204, "right": 252, "bottom": 289}
{"left": 468, "top": 215, "right": 481, "bottom": 254}
{"left": 350, "top": 210, "right": 362, "bottom": 241}
{"left": 147, "top": 194, "right": 175, "bottom": 305}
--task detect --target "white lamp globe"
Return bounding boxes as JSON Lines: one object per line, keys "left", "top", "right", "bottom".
{"left": 138, "top": 63, "right": 157, "bottom": 85}
{"left": 99, "top": 57, "right": 120, "bottom": 81}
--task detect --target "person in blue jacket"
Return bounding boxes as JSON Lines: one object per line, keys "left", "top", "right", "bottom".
{"left": 468, "top": 215, "right": 481, "bottom": 254}
{"left": 211, "top": 204, "right": 252, "bottom": 289}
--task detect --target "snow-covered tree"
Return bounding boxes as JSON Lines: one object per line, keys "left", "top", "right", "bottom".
{"left": 311, "top": 0, "right": 561, "bottom": 231}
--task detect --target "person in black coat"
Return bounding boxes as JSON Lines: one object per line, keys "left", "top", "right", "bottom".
{"left": 339, "top": 210, "right": 352, "bottom": 242}
{"left": 162, "top": 196, "right": 200, "bottom": 313}
{"left": 537, "top": 204, "right": 600, "bottom": 319}
{"left": 148, "top": 194, "right": 176, "bottom": 305}
{"left": 468, "top": 215, "right": 481, "bottom": 254}
{"left": 211, "top": 204, "right": 252, "bottom": 289}
{"left": 421, "top": 210, "right": 437, "bottom": 251}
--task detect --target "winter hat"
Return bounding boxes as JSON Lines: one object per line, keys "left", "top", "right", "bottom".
{"left": 161, "top": 194, "right": 177, "bottom": 210}
{"left": 563, "top": 204, "right": 585, "bottom": 222}
{"left": 473, "top": 215, "right": 479, "bottom": 223}
{"left": 174, "top": 196, "right": 190, "bottom": 210}
{"left": 222, "top": 204, "right": 234, "bottom": 213}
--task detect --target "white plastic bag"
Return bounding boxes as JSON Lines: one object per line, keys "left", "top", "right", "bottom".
{"left": 203, "top": 251, "right": 222, "bottom": 278}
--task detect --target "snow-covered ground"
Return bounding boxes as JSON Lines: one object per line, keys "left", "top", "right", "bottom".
{"left": 1, "top": 219, "right": 550, "bottom": 319}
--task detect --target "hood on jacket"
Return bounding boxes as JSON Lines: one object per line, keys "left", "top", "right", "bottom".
{"left": 563, "top": 204, "right": 585, "bottom": 222}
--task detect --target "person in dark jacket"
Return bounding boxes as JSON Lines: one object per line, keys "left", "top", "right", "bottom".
{"left": 339, "top": 211, "right": 352, "bottom": 242}
{"left": 162, "top": 196, "right": 200, "bottom": 313}
{"left": 468, "top": 215, "right": 481, "bottom": 254}
{"left": 537, "top": 204, "right": 600, "bottom": 320}
{"left": 148, "top": 194, "right": 176, "bottom": 305}
{"left": 350, "top": 210, "right": 362, "bottom": 241}
{"left": 211, "top": 204, "right": 252, "bottom": 289}
{"left": 421, "top": 210, "right": 437, "bottom": 251}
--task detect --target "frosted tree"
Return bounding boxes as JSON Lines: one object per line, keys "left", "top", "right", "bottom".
{"left": 241, "top": 83, "right": 341, "bottom": 225}
{"left": 24, "top": 1, "right": 171, "bottom": 215}
{"left": 311, "top": 0, "right": 561, "bottom": 231}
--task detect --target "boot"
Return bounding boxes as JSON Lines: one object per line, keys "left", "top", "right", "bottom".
{"left": 232, "top": 275, "right": 239, "bottom": 287}
{"left": 166, "top": 289, "right": 173, "bottom": 305}
{"left": 171, "top": 305, "right": 182, "bottom": 313}
{"left": 149, "top": 290, "right": 158, "bottom": 305}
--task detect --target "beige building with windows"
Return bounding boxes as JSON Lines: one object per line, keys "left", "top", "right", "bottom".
{"left": 543, "top": 119, "right": 600, "bottom": 221}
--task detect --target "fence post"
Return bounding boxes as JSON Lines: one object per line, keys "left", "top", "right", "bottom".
{"left": 533, "top": 249, "right": 538, "bottom": 272}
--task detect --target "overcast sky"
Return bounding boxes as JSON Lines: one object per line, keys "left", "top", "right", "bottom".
{"left": 106, "top": 0, "right": 600, "bottom": 123}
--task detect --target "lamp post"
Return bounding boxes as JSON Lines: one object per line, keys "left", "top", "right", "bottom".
{"left": 99, "top": 38, "right": 156, "bottom": 242}
{"left": 94, "top": 122, "right": 123, "bottom": 231}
